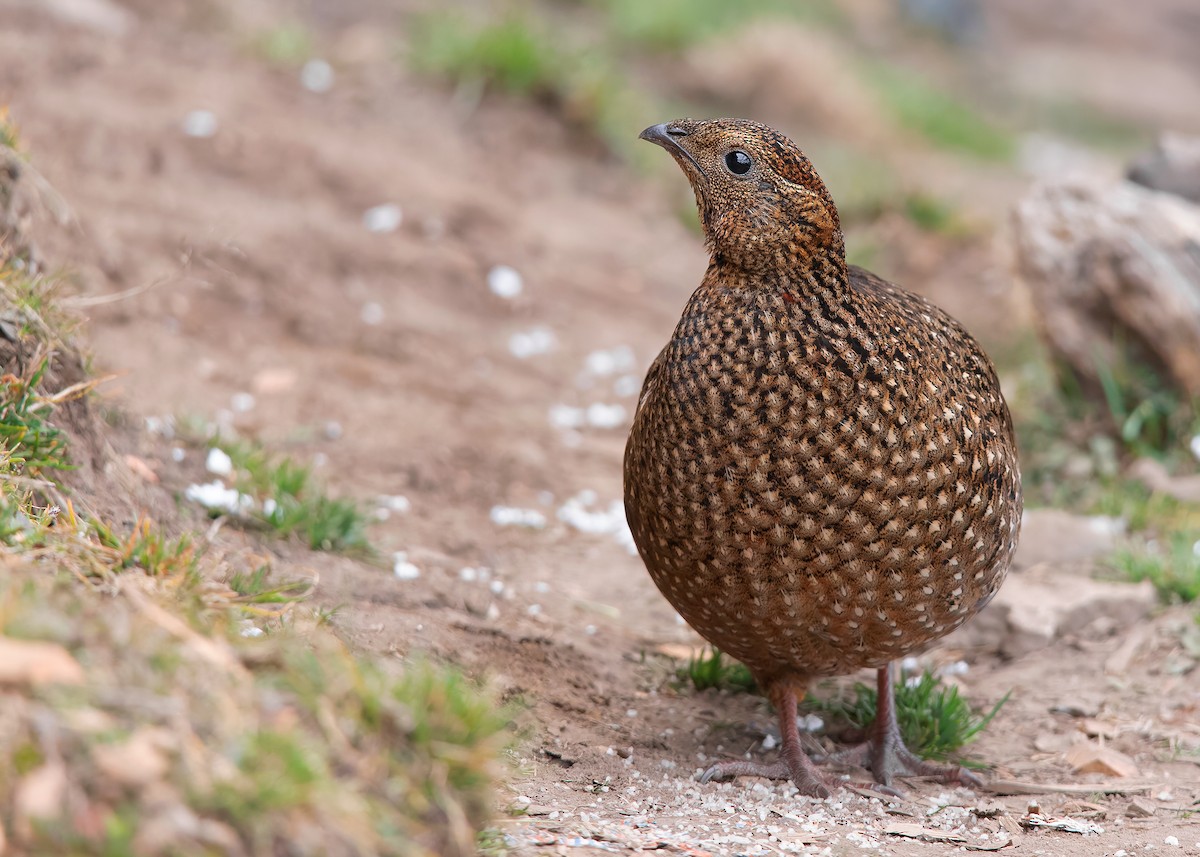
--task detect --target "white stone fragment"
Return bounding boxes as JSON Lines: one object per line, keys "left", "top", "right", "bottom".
{"left": 363, "top": 203, "right": 402, "bottom": 233}
{"left": 797, "top": 714, "right": 824, "bottom": 732}
{"left": 392, "top": 552, "right": 421, "bottom": 580}
{"left": 205, "top": 448, "right": 233, "bottom": 476}
{"left": 230, "top": 392, "right": 256, "bottom": 413}
{"left": 300, "top": 58, "right": 334, "bottom": 93}
{"left": 182, "top": 110, "right": 217, "bottom": 138}
{"left": 508, "top": 326, "right": 557, "bottom": 358}
{"left": 490, "top": 505, "right": 546, "bottom": 529}
{"left": 170, "top": 447, "right": 185, "bottom": 463}
{"left": 585, "top": 402, "right": 627, "bottom": 429}
{"left": 185, "top": 481, "right": 254, "bottom": 514}
{"left": 361, "top": 302, "right": 384, "bottom": 325}
{"left": 584, "top": 345, "right": 636, "bottom": 376}
{"left": 549, "top": 404, "right": 585, "bottom": 429}
{"left": 614, "top": 374, "right": 641, "bottom": 397}
{"left": 487, "top": 265, "right": 523, "bottom": 299}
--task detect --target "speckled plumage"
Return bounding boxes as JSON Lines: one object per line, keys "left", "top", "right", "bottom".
{"left": 624, "top": 118, "right": 1021, "bottom": 795}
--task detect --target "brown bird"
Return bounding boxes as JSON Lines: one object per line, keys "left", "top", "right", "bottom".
{"left": 624, "top": 118, "right": 1021, "bottom": 796}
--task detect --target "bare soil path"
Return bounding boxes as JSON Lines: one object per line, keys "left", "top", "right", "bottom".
{"left": 3, "top": 2, "right": 1198, "bottom": 854}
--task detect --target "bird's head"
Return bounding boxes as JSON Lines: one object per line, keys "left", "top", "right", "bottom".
{"left": 640, "top": 118, "right": 844, "bottom": 274}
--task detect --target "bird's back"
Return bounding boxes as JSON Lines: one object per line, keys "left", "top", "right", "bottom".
{"left": 624, "top": 264, "right": 1021, "bottom": 684}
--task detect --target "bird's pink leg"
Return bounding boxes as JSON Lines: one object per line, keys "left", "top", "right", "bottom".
{"left": 700, "top": 681, "right": 833, "bottom": 798}
{"left": 818, "top": 664, "right": 982, "bottom": 792}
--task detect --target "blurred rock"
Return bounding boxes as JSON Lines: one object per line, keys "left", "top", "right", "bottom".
{"left": 1127, "top": 133, "right": 1200, "bottom": 204}
{"left": 683, "top": 23, "right": 891, "bottom": 148}
{"left": 1014, "top": 177, "right": 1200, "bottom": 400}
{"left": 899, "top": 0, "right": 986, "bottom": 44}
{"left": 14, "top": 762, "right": 67, "bottom": 840}
{"left": 950, "top": 564, "right": 1157, "bottom": 658}
{"left": 1014, "top": 508, "right": 1124, "bottom": 567}
{"left": 0, "top": 637, "right": 84, "bottom": 685}
{"left": 1128, "top": 457, "right": 1200, "bottom": 504}
{"left": 33, "top": 0, "right": 133, "bottom": 36}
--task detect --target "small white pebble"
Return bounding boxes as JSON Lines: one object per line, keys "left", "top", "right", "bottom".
{"left": 182, "top": 109, "right": 217, "bottom": 138}
{"left": 583, "top": 346, "right": 636, "bottom": 376}
{"left": 379, "top": 495, "right": 411, "bottom": 513}
{"left": 585, "top": 401, "right": 627, "bottom": 429}
{"left": 323, "top": 421, "right": 343, "bottom": 441}
{"left": 185, "top": 481, "right": 253, "bottom": 514}
{"left": 392, "top": 552, "right": 420, "bottom": 580}
{"left": 614, "top": 374, "right": 641, "bottom": 397}
{"left": 489, "top": 579, "right": 504, "bottom": 595}
{"left": 626, "top": 709, "right": 638, "bottom": 718}
{"left": 534, "top": 581, "right": 550, "bottom": 593}
{"left": 1164, "top": 837, "right": 1179, "bottom": 847}
{"left": 363, "top": 203, "right": 402, "bottom": 233}
{"left": 549, "top": 404, "right": 586, "bottom": 429}
{"left": 205, "top": 447, "right": 233, "bottom": 476}
{"left": 941, "top": 660, "right": 970, "bottom": 677}
{"left": 230, "top": 392, "right": 256, "bottom": 413}
{"left": 526, "top": 604, "right": 541, "bottom": 616}
{"left": 170, "top": 447, "right": 185, "bottom": 462}
{"left": 761, "top": 734, "right": 777, "bottom": 750}
{"left": 299, "top": 58, "right": 334, "bottom": 93}
{"left": 797, "top": 714, "right": 824, "bottom": 732}
{"left": 459, "top": 567, "right": 478, "bottom": 582}
{"left": 1190, "top": 435, "right": 1200, "bottom": 461}
{"left": 263, "top": 497, "right": 278, "bottom": 517}
{"left": 240, "top": 625, "right": 264, "bottom": 638}
{"left": 508, "top": 326, "right": 557, "bottom": 358}
{"left": 361, "top": 302, "right": 384, "bottom": 325}
{"left": 487, "top": 265, "right": 523, "bottom": 299}
{"left": 489, "top": 505, "right": 546, "bottom": 529}
{"left": 584, "top": 624, "right": 597, "bottom": 635}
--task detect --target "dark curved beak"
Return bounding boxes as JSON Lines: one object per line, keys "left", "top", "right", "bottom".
{"left": 639, "top": 123, "right": 703, "bottom": 176}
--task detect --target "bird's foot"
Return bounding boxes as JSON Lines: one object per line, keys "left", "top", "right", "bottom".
{"left": 816, "top": 737, "right": 981, "bottom": 794}
{"left": 699, "top": 755, "right": 833, "bottom": 798}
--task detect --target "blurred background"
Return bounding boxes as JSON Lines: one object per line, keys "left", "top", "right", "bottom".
{"left": 2, "top": 0, "right": 1200, "bottom": 851}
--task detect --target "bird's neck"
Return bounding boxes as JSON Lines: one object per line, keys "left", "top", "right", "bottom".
{"left": 708, "top": 238, "right": 850, "bottom": 301}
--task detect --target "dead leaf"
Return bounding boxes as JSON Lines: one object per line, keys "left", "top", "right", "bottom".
{"left": 14, "top": 761, "right": 67, "bottom": 837}
{"left": 252, "top": 368, "right": 297, "bottom": 395}
{"left": 1079, "top": 719, "right": 1120, "bottom": 739}
{"left": 988, "top": 779, "right": 1151, "bottom": 796}
{"left": 1105, "top": 625, "right": 1151, "bottom": 675}
{"left": 123, "top": 454, "right": 159, "bottom": 483}
{"left": 883, "top": 822, "right": 966, "bottom": 843}
{"left": 1125, "top": 799, "right": 1156, "bottom": 818}
{"left": 92, "top": 727, "right": 172, "bottom": 788}
{"left": 0, "top": 637, "right": 84, "bottom": 686}
{"left": 1064, "top": 741, "right": 1140, "bottom": 778}
{"left": 652, "top": 643, "right": 703, "bottom": 661}
{"left": 1020, "top": 813, "right": 1104, "bottom": 835}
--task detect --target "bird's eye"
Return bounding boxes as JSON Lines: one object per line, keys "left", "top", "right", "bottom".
{"left": 724, "top": 150, "right": 752, "bottom": 176}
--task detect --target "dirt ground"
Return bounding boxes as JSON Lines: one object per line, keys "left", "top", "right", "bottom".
{"left": 3, "top": 0, "right": 1199, "bottom": 854}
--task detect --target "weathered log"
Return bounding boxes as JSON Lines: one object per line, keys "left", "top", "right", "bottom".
{"left": 1127, "top": 133, "right": 1200, "bottom": 204}
{"left": 1013, "top": 177, "right": 1200, "bottom": 400}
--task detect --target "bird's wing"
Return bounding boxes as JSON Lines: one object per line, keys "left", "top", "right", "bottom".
{"left": 634, "top": 344, "right": 671, "bottom": 419}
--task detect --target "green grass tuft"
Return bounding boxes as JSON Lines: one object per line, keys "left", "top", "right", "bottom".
{"left": 251, "top": 22, "right": 314, "bottom": 66}
{"left": 860, "top": 62, "right": 1014, "bottom": 161}
{"left": 678, "top": 647, "right": 757, "bottom": 693}
{"left": 1109, "top": 532, "right": 1200, "bottom": 603}
{"left": 0, "top": 357, "right": 73, "bottom": 475}
{"left": 597, "top": 0, "right": 844, "bottom": 53}
{"left": 807, "top": 671, "right": 1008, "bottom": 765}
{"left": 213, "top": 438, "right": 372, "bottom": 553}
